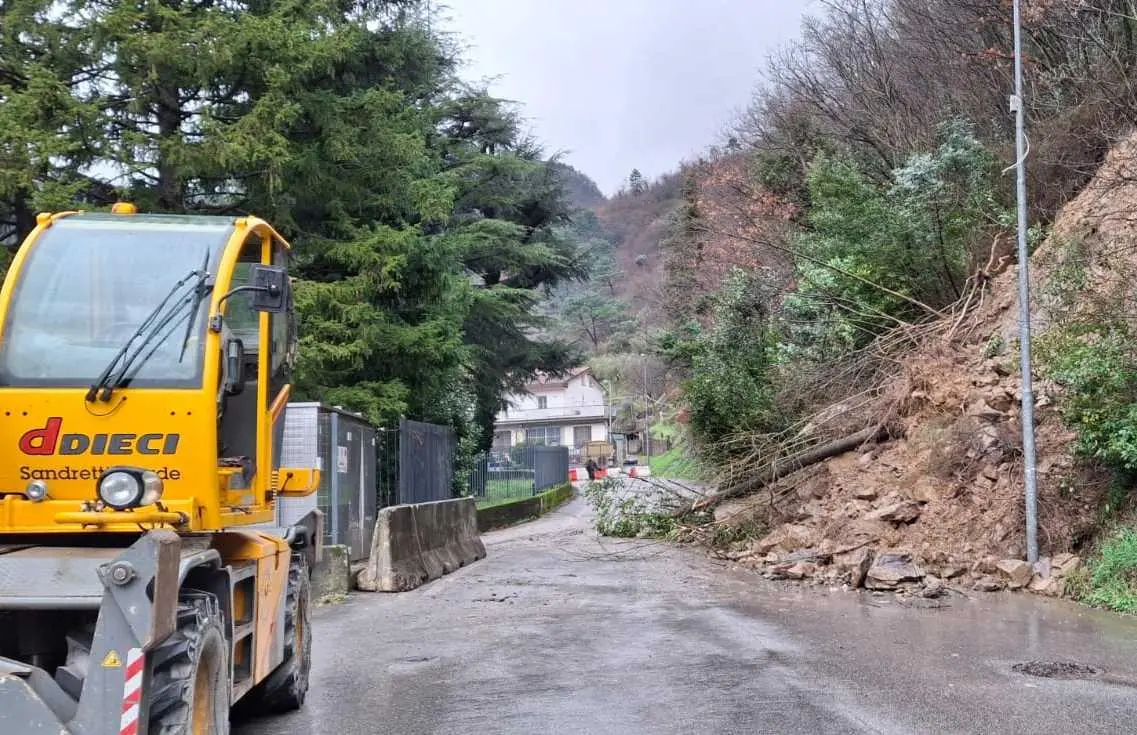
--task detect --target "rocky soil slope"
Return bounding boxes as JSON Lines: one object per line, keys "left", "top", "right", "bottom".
{"left": 712, "top": 132, "right": 1137, "bottom": 599}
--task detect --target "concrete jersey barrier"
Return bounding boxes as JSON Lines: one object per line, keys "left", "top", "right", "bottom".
{"left": 356, "top": 497, "right": 486, "bottom": 592}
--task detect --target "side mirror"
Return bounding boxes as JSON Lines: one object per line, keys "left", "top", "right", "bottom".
{"left": 224, "top": 338, "right": 246, "bottom": 395}
{"left": 250, "top": 264, "right": 289, "bottom": 313}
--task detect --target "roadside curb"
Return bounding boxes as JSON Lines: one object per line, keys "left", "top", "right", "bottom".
{"left": 476, "top": 482, "right": 575, "bottom": 532}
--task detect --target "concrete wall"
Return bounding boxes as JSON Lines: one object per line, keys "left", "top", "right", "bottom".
{"left": 477, "top": 483, "right": 575, "bottom": 533}
{"left": 355, "top": 497, "right": 486, "bottom": 593}
{"left": 311, "top": 544, "right": 351, "bottom": 601}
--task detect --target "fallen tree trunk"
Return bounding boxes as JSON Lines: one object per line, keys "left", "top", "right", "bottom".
{"left": 690, "top": 425, "right": 891, "bottom": 513}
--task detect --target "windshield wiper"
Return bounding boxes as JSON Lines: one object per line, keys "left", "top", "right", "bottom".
{"left": 179, "top": 251, "right": 211, "bottom": 362}
{"left": 86, "top": 267, "right": 214, "bottom": 403}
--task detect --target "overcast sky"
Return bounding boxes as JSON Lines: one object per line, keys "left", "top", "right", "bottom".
{"left": 441, "top": 1, "right": 816, "bottom": 196}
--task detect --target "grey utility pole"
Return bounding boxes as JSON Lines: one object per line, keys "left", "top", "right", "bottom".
{"left": 1012, "top": 0, "right": 1039, "bottom": 563}
{"left": 640, "top": 353, "right": 651, "bottom": 460}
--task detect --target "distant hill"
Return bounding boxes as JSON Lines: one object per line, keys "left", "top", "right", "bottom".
{"left": 552, "top": 162, "right": 606, "bottom": 210}
{"left": 549, "top": 165, "right": 688, "bottom": 334}
{"left": 592, "top": 171, "right": 684, "bottom": 329}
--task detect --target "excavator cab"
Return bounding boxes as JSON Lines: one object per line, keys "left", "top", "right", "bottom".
{"left": 0, "top": 207, "right": 322, "bottom": 734}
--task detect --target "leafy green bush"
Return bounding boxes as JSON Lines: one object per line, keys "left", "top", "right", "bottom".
{"left": 1036, "top": 325, "right": 1137, "bottom": 471}
{"left": 1074, "top": 528, "right": 1137, "bottom": 612}
{"left": 683, "top": 268, "right": 781, "bottom": 447}
{"left": 787, "top": 119, "right": 1010, "bottom": 357}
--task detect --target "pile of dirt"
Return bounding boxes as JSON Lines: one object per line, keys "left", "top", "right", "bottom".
{"left": 713, "top": 131, "right": 1137, "bottom": 597}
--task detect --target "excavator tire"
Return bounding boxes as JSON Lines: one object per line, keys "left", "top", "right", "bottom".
{"left": 235, "top": 554, "right": 311, "bottom": 715}
{"left": 148, "top": 590, "right": 231, "bottom": 734}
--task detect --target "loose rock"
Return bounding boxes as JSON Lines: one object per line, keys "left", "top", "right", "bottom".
{"left": 1051, "top": 553, "right": 1082, "bottom": 578}
{"left": 977, "top": 426, "right": 1001, "bottom": 451}
{"left": 866, "top": 551, "right": 924, "bottom": 590}
{"left": 921, "top": 574, "right": 947, "bottom": 598}
{"left": 996, "top": 559, "right": 1034, "bottom": 589}
{"left": 786, "top": 561, "right": 818, "bottom": 580}
{"left": 1028, "top": 574, "right": 1065, "bottom": 597}
{"left": 972, "top": 555, "right": 1000, "bottom": 575}
{"left": 906, "top": 478, "right": 938, "bottom": 503}
{"left": 967, "top": 398, "right": 1006, "bottom": 421}
{"left": 866, "top": 501, "right": 923, "bottom": 524}
{"left": 835, "top": 547, "right": 874, "bottom": 588}
{"left": 973, "top": 575, "right": 1005, "bottom": 592}
{"left": 755, "top": 524, "right": 815, "bottom": 554}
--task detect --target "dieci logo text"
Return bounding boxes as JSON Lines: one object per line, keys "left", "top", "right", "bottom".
{"left": 18, "top": 418, "right": 181, "bottom": 456}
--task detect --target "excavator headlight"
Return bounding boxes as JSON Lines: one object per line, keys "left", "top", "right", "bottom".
{"left": 97, "top": 467, "right": 164, "bottom": 510}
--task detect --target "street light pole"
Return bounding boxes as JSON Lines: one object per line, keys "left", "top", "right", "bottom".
{"left": 641, "top": 354, "right": 651, "bottom": 461}
{"left": 1012, "top": 0, "right": 1039, "bottom": 563}
{"left": 603, "top": 380, "right": 612, "bottom": 442}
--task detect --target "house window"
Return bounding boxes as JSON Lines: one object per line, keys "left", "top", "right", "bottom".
{"left": 573, "top": 425, "right": 592, "bottom": 447}
{"left": 525, "top": 427, "right": 561, "bottom": 445}
{"left": 537, "top": 396, "right": 548, "bottom": 409}
{"left": 492, "top": 431, "right": 511, "bottom": 449}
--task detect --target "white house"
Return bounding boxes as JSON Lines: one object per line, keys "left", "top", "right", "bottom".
{"left": 493, "top": 366, "right": 609, "bottom": 453}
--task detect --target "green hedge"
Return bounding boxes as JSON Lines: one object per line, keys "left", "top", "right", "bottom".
{"left": 476, "top": 482, "right": 574, "bottom": 532}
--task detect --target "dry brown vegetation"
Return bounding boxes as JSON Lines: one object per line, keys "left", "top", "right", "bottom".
{"left": 740, "top": 0, "right": 1137, "bottom": 219}
{"left": 591, "top": 173, "right": 683, "bottom": 328}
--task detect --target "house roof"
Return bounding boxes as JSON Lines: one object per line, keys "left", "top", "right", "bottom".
{"left": 522, "top": 365, "right": 591, "bottom": 392}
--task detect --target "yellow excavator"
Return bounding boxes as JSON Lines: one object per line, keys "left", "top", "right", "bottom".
{"left": 0, "top": 204, "right": 323, "bottom": 733}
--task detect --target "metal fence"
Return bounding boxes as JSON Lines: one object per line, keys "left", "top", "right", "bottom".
{"left": 396, "top": 418, "right": 457, "bottom": 505}
{"left": 276, "top": 403, "right": 378, "bottom": 562}
{"left": 275, "top": 405, "right": 531, "bottom": 555}
{"left": 466, "top": 445, "right": 570, "bottom": 504}
{"left": 376, "top": 424, "right": 399, "bottom": 510}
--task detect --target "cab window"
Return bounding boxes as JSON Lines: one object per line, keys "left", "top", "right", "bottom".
{"left": 268, "top": 238, "right": 293, "bottom": 396}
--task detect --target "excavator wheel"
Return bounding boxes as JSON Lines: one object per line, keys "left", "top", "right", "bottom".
{"left": 148, "top": 590, "right": 231, "bottom": 735}
{"left": 235, "top": 554, "right": 311, "bottom": 715}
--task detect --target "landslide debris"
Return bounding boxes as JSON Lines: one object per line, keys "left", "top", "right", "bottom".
{"left": 701, "top": 132, "right": 1137, "bottom": 599}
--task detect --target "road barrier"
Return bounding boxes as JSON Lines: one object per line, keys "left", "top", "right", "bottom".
{"left": 355, "top": 497, "right": 486, "bottom": 592}
{"left": 569, "top": 466, "right": 610, "bottom": 481}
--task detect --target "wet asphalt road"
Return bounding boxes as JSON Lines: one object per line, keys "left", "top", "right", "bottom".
{"left": 234, "top": 496, "right": 1137, "bottom": 735}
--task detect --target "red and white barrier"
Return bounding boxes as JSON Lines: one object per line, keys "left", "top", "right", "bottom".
{"left": 570, "top": 466, "right": 612, "bottom": 481}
